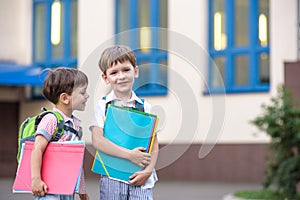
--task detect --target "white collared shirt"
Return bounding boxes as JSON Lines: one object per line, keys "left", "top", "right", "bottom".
{"left": 91, "top": 91, "right": 152, "bottom": 128}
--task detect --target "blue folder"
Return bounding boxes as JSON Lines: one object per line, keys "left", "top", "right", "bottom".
{"left": 92, "top": 105, "right": 158, "bottom": 181}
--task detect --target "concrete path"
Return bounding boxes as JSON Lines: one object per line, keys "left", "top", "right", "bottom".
{"left": 1, "top": 178, "right": 262, "bottom": 200}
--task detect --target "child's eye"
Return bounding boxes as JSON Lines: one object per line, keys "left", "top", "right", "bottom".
{"left": 80, "top": 90, "right": 86, "bottom": 95}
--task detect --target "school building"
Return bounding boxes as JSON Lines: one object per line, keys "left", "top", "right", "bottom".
{"left": 0, "top": 0, "right": 299, "bottom": 182}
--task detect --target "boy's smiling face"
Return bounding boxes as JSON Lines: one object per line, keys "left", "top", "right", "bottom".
{"left": 102, "top": 60, "right": 139, "bottom": 99}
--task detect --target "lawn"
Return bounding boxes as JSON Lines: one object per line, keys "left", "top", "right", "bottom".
{"left": 234, "top": 189, "right": 300, "bottom": 200}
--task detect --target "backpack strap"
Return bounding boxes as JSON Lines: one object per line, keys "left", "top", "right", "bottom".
{"left": 63, "top": 124, "right": 82, "bottom": 139}
{"left": 135, "top": 98, "right": 145, "bottom": 112}
{"left": 103, "top": 96, "right": 112, "bottom": 116}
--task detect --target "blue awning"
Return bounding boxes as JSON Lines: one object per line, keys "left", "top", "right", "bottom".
{"left": 0, "top": 63, "right": 46, "bottom": 86}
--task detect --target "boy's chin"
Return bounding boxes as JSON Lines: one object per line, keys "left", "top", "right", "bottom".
{"left": 116, "top": 87, "right": 132, "bottom": 94}
{"left": 75, "top": 106, "right": 86, "bottom": 111}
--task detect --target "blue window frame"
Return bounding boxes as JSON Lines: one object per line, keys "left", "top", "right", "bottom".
{"left": 115, "top": 0, "right": 168, "bottom": 96}
{"left": 208, "top": 0, "right": 270, "bottom": 94}
{"left": 33, "top": 0, "right": 78, "bottom": 69}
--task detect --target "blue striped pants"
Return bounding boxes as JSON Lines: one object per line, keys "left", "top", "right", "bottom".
{"left": 100, "top": 176, "right": 153, "bottom": 200}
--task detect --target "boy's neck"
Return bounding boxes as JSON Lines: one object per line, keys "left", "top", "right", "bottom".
{"left": 114, "top": 91, "right": 132, "bottom": 102}
{"left": 56, "top": 104, "right": 73, "bottom": 118}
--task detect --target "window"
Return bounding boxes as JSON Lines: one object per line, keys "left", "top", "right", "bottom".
{"left": 115, "top": 0, "right": 168, "bottom": 96}
{"left": 208, "top": 0, "right": 270, "bottom": 93}
{"left": 33, "top": 0, "right": 78, "bottom": 69}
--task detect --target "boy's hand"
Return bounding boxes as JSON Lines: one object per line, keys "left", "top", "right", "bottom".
{"left": 79, "top": 193, "right": 89, "bottom": 200}
{"left": 129, "top": 147, "right": 151, "bottom": 168}
{"left": 31, "top": 178, "right": 48, "bottom": 196}
{"left": 128, "top": 171, "right": 152, "bottom": 186}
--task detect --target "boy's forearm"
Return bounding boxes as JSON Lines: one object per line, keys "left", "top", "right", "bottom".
{"left": 31, "top": 148, "right": 43, "bottom": 181}
{"left": 31, "top": 137, "right": 48, "bottom": 181}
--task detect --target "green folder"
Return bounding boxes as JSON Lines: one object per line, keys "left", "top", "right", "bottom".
{"left": 92, "top": 104, "right": 158, "bottom": 181}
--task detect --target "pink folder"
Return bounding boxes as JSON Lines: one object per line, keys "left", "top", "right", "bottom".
{"left": 12, "top": 141, "right": 85, "bottom": 195}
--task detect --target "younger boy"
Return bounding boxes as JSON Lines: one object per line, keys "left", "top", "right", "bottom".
{"left": 31, "top": 67, "right": 89, "bottom": 200}
{"left": 90, "top": 45, "right": 159, "bottom": 199}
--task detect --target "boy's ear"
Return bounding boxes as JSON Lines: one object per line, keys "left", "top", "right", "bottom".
{"left": 102, "top": 73, "right": 110, "bottom": 85}
{"left": 134, "top": 66, "right": 139, "bottom": 78}
{"left": 59, "top": 93, "right": 70, "bottom": 104}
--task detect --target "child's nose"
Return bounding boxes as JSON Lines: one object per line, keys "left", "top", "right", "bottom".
{"left": 118, "top": 72, "right": 125, "bottom": 79}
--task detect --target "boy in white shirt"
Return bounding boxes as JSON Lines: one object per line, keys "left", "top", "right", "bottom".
{"left": 90, "top": 45, "right": 159, "bottom": 199}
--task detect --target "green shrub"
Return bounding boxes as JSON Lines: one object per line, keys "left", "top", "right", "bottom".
{"left": 251, "top": 86, "right": 300, "bottom": 199}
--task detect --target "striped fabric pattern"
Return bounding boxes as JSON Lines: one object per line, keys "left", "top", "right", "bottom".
{"left": 100, "top": 176, "right": 153, "bottom": 200}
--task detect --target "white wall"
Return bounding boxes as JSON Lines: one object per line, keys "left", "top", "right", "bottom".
{"left": 0, "top": 0, "right": 32, "bottom": 64}
{"left": 270, "top": 0, "right": 298, "bottom": 94}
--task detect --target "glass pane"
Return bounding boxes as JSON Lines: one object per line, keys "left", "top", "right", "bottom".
{"left": 135, "top": 60, "right": 167, "bottom": 92}
{"left": 158, "top": 59, "right": 168, "bottom": 88}
{"left": 213, "top": 0, "right": 226, "bottom": 50}
{"left": 235, "top": 0, "right": 249, "bottom": 46}
{"left": 52, "top": 1, "right": 63, "bottom": 59}
{"left": 138, "top": 0, "right": 150, "bottom": 27}
{"left": 139, "top": 27, "right": 151, "bottom": 52}
{"left": 212, "top": 56, "right": 225, "bottom": 87}
{"left": 117, "top": 0, "right": 129, "bottom": 33}
{"left": 259, "top": 0, "right": 269, "bottom": 46}
{"left": 71, "top": 1, "right": 78, "bottom": 58}
{"left": 259, "top": 53, "right": 269, "bottom": 84}
{"left": 116, "top": 0, "right": 130, "bottom": 46}
{"left": 159, "top": 0, "right": 168, "bottom": 51}
{"left": 138, "top": 0, "right": 150, "bottom": 52}
{"left": 235, "top": 55, "right": 249, "bottom": 85}
{"left": 134, "top": 61, "right": 151, "bottom": 91}
{"left": 160, "top": 0, "right": 168, "bottom": 28}
{"left": 34, "top": 4, "right": 45, "bottom": 61}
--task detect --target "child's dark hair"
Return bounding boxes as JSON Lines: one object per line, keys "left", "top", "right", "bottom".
{"left": 98, "top": 45, "right": 136, "bottom": 74}
{"left": 43, "top": 67, "right": 88, "bottom": 104}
